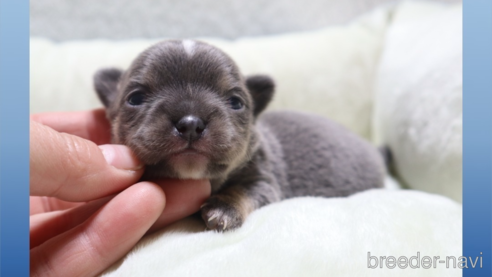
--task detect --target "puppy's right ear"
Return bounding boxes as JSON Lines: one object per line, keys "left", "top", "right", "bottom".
{"left": 94, "top": 68, "right": 123, "bottom": 108}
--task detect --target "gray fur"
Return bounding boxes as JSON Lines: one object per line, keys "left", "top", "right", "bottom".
{"left": 94, "top": 39, "right": 385, "bottom": 232}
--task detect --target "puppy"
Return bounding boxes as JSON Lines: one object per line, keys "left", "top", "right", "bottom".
{"left": 94, "top": 40, "right": 385, "bottom": 232}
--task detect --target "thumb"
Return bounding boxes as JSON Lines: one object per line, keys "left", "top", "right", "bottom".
{"left": 30, "top": 120, "right": 144, "bottom": 202}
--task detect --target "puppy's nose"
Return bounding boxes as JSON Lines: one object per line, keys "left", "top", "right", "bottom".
{"left": 175, "top": 115, "right": 206, "bottom": 141}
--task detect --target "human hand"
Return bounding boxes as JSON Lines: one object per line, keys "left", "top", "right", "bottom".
{"left": 30, "top": 109, "right": 211, "bottom": 277}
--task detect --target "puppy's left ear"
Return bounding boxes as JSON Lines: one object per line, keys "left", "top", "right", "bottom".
{"left": 94, "top": 68, "right": 123, "bottom": 108}
{"left": 246, "top": 75, "right": 275, "bottom": 117}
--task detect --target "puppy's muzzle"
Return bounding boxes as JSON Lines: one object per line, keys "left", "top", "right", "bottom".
{"left": 175, "top": 115, "right": 206, "bottom": 142}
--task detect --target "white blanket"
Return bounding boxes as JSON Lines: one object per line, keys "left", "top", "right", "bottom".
{"left": 101, "top": 187, "right": 462, "bottom": 277}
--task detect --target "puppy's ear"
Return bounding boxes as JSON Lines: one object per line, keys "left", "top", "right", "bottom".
{"left": 246, "top": 75, "right": 275, "bottom": 116}
{"left": 94, "top": 68, "right": 123, "bottom": 108}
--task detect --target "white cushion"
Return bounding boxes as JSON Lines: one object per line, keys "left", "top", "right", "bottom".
{"left": 372, "top": 2, "right": 462, "bottom": 202}
{"left": 101, "top": 189, "right": 462, "bottom": 277}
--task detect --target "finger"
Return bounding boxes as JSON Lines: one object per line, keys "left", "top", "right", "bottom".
{"left": 30, "top": 196, "right": 111, "bottom": 249}
{"left": 30, "top": 182, "right": 166, "bottom": 277}
{"left": 30, "top": 108, "right": 111, "bottom": 145}
{"left": 30, "top": 121, "right": 143, "bottom": 202}
{"left": 30, "top": 179, "right": 210, "bottom": 246}
{"left": 148, "top": 179, "right": 211, "bottom": 233}
{"left": 30, "top": 196, "right": 85, "bottom": 215}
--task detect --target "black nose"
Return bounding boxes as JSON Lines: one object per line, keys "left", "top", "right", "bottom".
{"left": 175, "top": 115, "right": 206, "bottom": 141}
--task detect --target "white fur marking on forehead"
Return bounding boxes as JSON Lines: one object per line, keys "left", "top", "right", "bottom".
{"left": 182, "top": 40, "right": 195, "bottom": 56}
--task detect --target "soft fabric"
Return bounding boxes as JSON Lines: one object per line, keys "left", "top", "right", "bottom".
{"left": 30, "top": 0, "right": 461, "bottom": 41}
{"left": 372, "top": 2, "right": 462, "bottom": 202}
{"left": 101, "top": 188, "right": 462, "bottom": 277}
{"left": 30, "top": 6, "right": 389, "bottom": 140}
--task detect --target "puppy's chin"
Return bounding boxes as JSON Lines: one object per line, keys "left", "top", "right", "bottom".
{"left": 170, "top": 151, "right": 209, "bottom": 179}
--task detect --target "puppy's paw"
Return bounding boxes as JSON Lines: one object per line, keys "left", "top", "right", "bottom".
{"left": 200, "top": 196, "right": 244, "bottom": 232}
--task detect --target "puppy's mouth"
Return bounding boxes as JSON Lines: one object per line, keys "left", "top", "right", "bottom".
{"left": 171, "top": 147, "right": 209, "bottom": 159}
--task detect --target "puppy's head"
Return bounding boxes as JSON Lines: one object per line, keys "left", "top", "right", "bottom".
{"left": 94, "top": 40, "right": 274, "bottom": 180}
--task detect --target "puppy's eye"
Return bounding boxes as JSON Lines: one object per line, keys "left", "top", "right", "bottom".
{"left": 228, "top": 96, "right": 243, "bottom": 110}
{"left": 127, "top": 92, "right": 145, "bottom": 106}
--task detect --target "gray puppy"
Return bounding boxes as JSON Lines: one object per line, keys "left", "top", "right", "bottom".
{"left": 94, "top": 40, "right": 385, "bottom": 232}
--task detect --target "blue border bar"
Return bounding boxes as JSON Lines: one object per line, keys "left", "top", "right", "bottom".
{"left": 0, "top": 0, "right": 30, "bottom": 276}
{"left": 463, "top": 0, "right": 492, "bottom": 276}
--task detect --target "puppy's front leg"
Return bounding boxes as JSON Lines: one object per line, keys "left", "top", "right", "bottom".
{"left": 201, "top": 179, "right": 281, "bottom": 232}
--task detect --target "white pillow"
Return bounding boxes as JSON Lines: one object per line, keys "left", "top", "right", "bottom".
{"left": 372, "top": 3, "right": 462, "bottom": 202}
{"left": 101, "top": 189, "right": 462, "bottom": 277}
{"left": 30, "top": 7, "right": 389, "bottom": 139}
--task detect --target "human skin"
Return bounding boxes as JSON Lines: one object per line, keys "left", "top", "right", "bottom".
{"left": 30, "top": 109, "right": 211, "bottom": 277}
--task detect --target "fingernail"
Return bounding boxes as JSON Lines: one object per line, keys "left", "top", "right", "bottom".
{"left": 99, "top": 144, "right": 143, "bottom": 171}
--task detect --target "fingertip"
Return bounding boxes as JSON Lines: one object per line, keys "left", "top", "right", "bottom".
{"left": 131, "top": 182, "right": 167, "bottom": 216}
{"left": 31, "top": 125, "right": 144, "bottom": 201}
{"left": 99, "top": 144, "right": 143, "bottom": 171}
{"left": 178, "top": 179, "right": 211, "bottom": 197}
{"left": 196, "top": 179, "right": 212, "bottom": 195}
{"left": 154, "top": 178, "right": 211, "bottom": 196}
{"left": 146, "top": 179, "right": 211, "bottom": 233}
